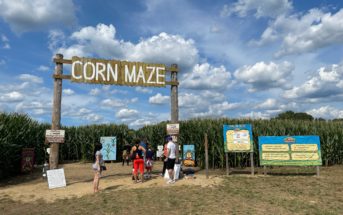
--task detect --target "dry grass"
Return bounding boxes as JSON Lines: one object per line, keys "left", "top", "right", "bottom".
{"left": 0, "top": 162, "right": 342, "bottom": 215}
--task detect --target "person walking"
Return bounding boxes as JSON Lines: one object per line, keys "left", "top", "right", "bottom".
{"left": 92, "top": 143, "right": 104, "bottom": 193}
{"left": 165, "top": 135, "right": 177, "bottom": 184}
{"left": 130, "top": 139, "right": 146, "bottom": 183}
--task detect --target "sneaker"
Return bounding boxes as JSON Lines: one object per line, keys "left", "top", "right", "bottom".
{"left": 167, "top": 179, "right": 175, "bottom": 184}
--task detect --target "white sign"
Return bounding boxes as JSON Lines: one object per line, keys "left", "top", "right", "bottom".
{"left": 157, "top": 145, "right": 164, "bottom": 157}
{"left": 46, "top": 130, "right": 65, "bottom": 143}
{"left": 47, "top": 168, "right": 66, "bottom": 189}
{"left": 167, "top": 123, "right": 179, "bottom": 135}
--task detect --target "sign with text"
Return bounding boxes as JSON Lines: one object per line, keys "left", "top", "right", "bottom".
{"left": 21, "top": 148, "right": 35, "bottom": 173}
{"left": 45, "top": 130, "right": 65, "bottom": 143}
{"left": 166, "top": 123, "right": 179, "bottom": 135}
{"left": 71, "top": 56, "right": 166, "bottom": 87}
{"left": 223, "top": 124, "right": 253, "bottom": 152}
{"left": 100, "top": 136, "right": 117, "bottom": 161}
{"left": 259, "top": 136, "right": 322, "bottom": 166}
{"left": 157, "top": 145, "right": 163, "bottom": 157}
{"left": 183, "top": 145, "right": 195, "bottom": 167}
{"left": 47, "top": 168, "right": 66, "bottom": 189}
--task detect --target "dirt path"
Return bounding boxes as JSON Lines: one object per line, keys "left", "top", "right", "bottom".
{"left": 0, "top": 162, "right": 223, "bottom": 203}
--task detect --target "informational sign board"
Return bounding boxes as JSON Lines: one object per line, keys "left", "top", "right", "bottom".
{"left": 223, "top": 124, "right": 253, "bottom": 152}
{"left": 47, "top": 168, "right": 66, "bottom": 189}
{"left": 45, "top": 130, "right": 65, "bottom": 143}
{"left": 21, "top": 148, "right": 35, "bottom": 173}
{"left": 71, "top": 56, "right": 166, "bottom": 87}
{"left": 183, "top": 145, "right": 195, "bottom": 167}
{"left": 259, "top": 136, "right": 322, "bottom": 166}
{"left": 100, "top": 136, "right": 117, "bottom": 161}
{"left": 166, "top": 123, "right": 179, "bottom": 135}
{"left": 157, "top": 145, "right": 164, "bottom": 157}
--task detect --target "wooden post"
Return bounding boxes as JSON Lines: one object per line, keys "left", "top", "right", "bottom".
{"left": 49, "top": 53, "right": 63, "bottom": 169}
{"left": 250, "top": 152, "right": 254, "bottom": 176}
{"left": 205, "top": 133, "right": 209, "bottom": 179}
{"left": 170, "top": 64, "right": 178, "bottom": 123}
{"left": 226, "top": 152, "right": 229, "bottom": 175}
{"left": 263, "top": 166, "right": 267, "bottom": 176}
{"left": 316, "top": 166, "right": 320, "bottom": 177}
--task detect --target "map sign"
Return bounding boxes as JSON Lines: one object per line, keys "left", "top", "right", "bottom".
{"left": 259, "top": 136, "right": 322, "bottom": 166}
{"left": 100, "top": 136, "right": 117, "bottom": 161}
{"left": 223, "top": 124, "right": 253, "bottom": 152}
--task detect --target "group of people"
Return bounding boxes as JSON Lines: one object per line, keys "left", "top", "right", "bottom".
{"left": 92, "top": 135, "right": 177, "bottom": 192}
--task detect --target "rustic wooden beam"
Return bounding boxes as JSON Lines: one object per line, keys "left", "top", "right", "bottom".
{"left": 53, "top": 74, "right": 71, "bottom": 79}
{"left": 166, "top": 81, "right": 179, "bottom": 86}
{"left": 53, "top": 58, "right": 72, "bottom": 64}
{"left": 170, "top": 64, "right": 179, "bottom": 123}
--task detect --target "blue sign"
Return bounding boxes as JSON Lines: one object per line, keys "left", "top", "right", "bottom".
{"left": 223, "top": 124, "right": 253, "bottom": 152}
{"left": 183, "top": 144, "right": 195, "bottom": 167}
{"left": 100, "top": 136, "right": 117, "bottom": 161}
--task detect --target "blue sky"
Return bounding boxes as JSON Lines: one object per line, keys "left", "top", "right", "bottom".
{"left": 1, "top": 0, "right": 343, "bottom": 128}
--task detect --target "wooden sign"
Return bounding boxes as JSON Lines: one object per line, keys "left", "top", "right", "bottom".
{"left": 45, "top": 130, "right": 65, "bottom": 143}
{"left": 71, "top": 56, "right": 166, "bottom": 87}
{"left": 21, "top": 148, "right": 35, "bottom": 173}
{"left": 166, "top": 123, "right": 179, "bottom": 135}
{"left": 47, "top": 168, "right": 67, "bottom": 189}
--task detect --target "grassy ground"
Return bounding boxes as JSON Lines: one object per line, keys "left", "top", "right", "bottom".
{"left": 0, "top": 163, "right": 342, "bottom": 215}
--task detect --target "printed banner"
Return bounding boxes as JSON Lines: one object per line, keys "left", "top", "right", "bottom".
{"left": 71, "top": 56, "right": 166, "bottom": 87}
{"left": 156, "top": 145, "right": 163, "bottom": 157}
{"left": 166, "top": 123, "right": 179, "bottom": 135}
{"left": 21, "top": 148, "right": 35, "bottom": 173}
{"left": 223, "top": 124, "right": 253, "bottom": 152}
{"left": 183, "top": 145, "right": 195, "bottom": 167}
{"left": 100, "top": 136, "right": 117, "bottom": 161}
{"left": 259, "top": 136, "right": 322, "bottom": 166}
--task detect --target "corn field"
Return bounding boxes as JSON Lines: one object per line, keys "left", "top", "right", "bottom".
{"left": 1, "top": 113, "right": 343, "bottom": 179}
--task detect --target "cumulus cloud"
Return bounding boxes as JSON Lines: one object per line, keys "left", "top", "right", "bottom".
{"left": 239, "top": 111, "right": 271, "bottom": 119}
{"left": 63, "top": 89, "right": 74, "bottom": 95}
{"left": 0, "top": 0, "right": 76, "bottom": 34}
{"left": 116, "top": 108, "right": 138, "bottom": 119}
{"left": 283, "top": 63, "right": 343, "bottom": 100}
{"left": 101, "top": 99, "right": 125, "bottom": 108}
{"left": 89, "top": 88, "right": 101, "bottom": 96}
{"left": 221, "top": 0, "right": 292, "bottom": 18}
{"left": 0, "top": 91, "right": 24, "bottom": 102}
{"left": 182, "top": 63, "right": 232, "bottom": 90}
{"left": 53, "top": 24, "right": 198, "bottom": 70}
{"left": 234, "top": 61, "right": 294, "bottom": 92}
{"left": 135, "top": 87, "right": 152, "bottom": 94}
{"left": 18, "top": 74, "right": 43, "bottom": 84}
{"left": 255, "top": 98, "right": 278, "bottom": 109}
{"left": 37, "top": 65, "right": 50, "bottom": 72}
{"left": 1, "top": 34, "right": 10, "bottom": 49}
{"left": 149, "top": 93, "right": 169, "bottom": 105}
{"left": 307, "top": 106, "right": 343, "bottom": 119}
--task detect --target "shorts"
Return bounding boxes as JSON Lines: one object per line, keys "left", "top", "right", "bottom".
{"left": 166, "top": 158, "right": 176, "bottom": 170}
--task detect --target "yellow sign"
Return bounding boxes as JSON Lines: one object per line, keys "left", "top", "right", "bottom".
{"left": 292, "top": 153, "right": 319, "bottom": 160}
{"left": 71, "top": 56, "right": 166, "bottom": 87}
{"left": 291, "top": 144, "right": 318, "bottom": 151}
{"left": 262, "top": 144, "right": 289, "bottom": 151}
{"left": 226, "top": 130, "right": 251, "bottom": 151}
{"left": 262, "top": 153, "right": 290, "bottom": 160}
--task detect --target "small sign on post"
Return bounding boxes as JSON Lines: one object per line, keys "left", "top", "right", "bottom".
{"left": 166, "top": 123, "right": 179, "bottom": 135}
{"left": 45, "top": 130, "right": 65, "bottom": 143}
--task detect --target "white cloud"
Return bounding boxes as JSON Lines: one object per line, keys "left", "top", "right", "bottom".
{"left": 0, "top": 0, "right": 76, "bottom": 34}
{"left": 307, "top": 106, "right": 343, "bottom": 119}
{"left": 255, "top": 98, "right": 278, "bottom": 109}
{"left": 283, "top": 63, "right": 343, "bottom": 100}
{"left": 1, "top": 34, "right": 10, "bottom": 49}
{"left": 234, "top": 61, "right": 294, "bottom": 92}
{"left": 182, "top": 63, "right": 232, "bottom": 90}
{"left": 37, "top": 65, "right": 49, "bottom": 72}
{"left": 221, "top": 0, "right": 292, "bottom": 18}
{"left": 116, "top": 108, "right": 138, "bottom": 119}
{"left": 53, "top": 24, "right": 198, "bottom": 71}
{"left": 18, "top": 74, "right": 43, "bottom": 84}
{"left": 63, "top": 89, "right": 74, "bottom": 95}
{"left": 149, "top": 93, "right": 169, "bottom": 105}
{"left": 90, "top": 88, "right": 101, "bottom": 96}
{"left": 239, "top": 111, "right": 271, "bottom": 119}
{"left": 135, "top": 86, "right": 152, "bottom": 94}
{"left": 83, "top": 113, "right": 103, "bottom": 122}
{"left": 0, "top": 91, "right": 24, "bottom": 102}
{"left": 101, "top": 99, "right": 125, "bottom": 108}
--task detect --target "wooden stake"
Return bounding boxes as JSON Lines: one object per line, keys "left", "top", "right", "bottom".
{"left": 50, "top": 54, "right": 63, "bottom": 169}
{"left": 170, "top": 64, "right": 178, "bottom": 123}
{"left": 205, "top": 133, "right": 209, "bottom": 179}
{"left": 226, "top": 152, "right": 229, "bottom": 175}
{"left": 263, "top": 166, "right": 267, "bottom": 176}
{"left": 250, "top": 152, "right": 255, "bottom": 176}
{"left": 316, "top": 166, "right": 320, "bottom": 177}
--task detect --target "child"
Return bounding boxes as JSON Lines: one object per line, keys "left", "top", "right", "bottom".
{"left": 145, "top": 144, "right": 154, "bottom": 178}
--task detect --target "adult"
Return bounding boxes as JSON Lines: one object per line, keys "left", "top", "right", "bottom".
{"left": 161, "top": 137, "right": 169, "bottom": 177}
{"left": 130, "top": 139, "right": 146, "bottom": 183}
{"left": 165, "top": 135, "right": 177, "bottom": 184}
{"left": 92, "top": 143, "right": 104, "bottom": 193}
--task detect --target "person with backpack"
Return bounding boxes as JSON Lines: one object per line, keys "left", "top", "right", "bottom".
{"left": 130, "top": 139, "right": 146, "bottom": 183}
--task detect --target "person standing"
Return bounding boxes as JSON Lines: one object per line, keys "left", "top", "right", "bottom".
{"left": 165, "top": 135, "right": 177, "bottom": 184}
{"left": 145, "top": 144, "right": 154, "bottom": 178}
{"left": 92, "top": 143, "right": 104, "bottom": 193}
{"left": 161, "top": 138, "right": 168, "bottom": 177}
{"left": 130, "top": 139, "right": 146, "bottom": 183}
